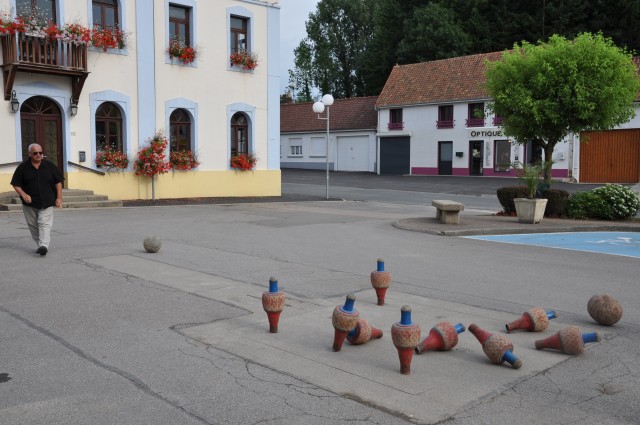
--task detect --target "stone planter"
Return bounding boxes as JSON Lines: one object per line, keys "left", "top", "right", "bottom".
{"left": 514, "top": 198, "right": 548, "bottom": 224}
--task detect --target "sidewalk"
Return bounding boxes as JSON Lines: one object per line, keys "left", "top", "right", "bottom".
{"left": 394, "top": 213, "right": 640, "bottom": 236}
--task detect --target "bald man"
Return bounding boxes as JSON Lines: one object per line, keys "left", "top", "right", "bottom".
{"left": 11, "top": 144, "right": 64, "bottom": 256}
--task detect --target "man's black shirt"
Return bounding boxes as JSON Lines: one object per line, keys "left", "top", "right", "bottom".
{"left": 10, "top": 159, "right": 64, "bottom": 209}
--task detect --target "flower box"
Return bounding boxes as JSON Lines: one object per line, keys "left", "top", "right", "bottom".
{"left": 230, "top": 49, "right": 258, "bottom": 71}
{"left": 230, "top": 153, "right": 257, "bottom": 171}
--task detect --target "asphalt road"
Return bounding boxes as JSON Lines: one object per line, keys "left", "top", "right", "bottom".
{"left": 281, "top": 169, "right": 608, "bottom": 211}
{"left": 1, "top": 174, "right": 639, "bottom": 424}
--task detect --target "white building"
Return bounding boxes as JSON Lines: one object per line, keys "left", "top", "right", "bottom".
{"left": 280, "top": 96, "right": 378, "bottom": 172}
{"left": 375, "top": 52, "right": 640, "bottom": 182}
{"left": 1, "top": 0, "right": 281, "bottom": 200}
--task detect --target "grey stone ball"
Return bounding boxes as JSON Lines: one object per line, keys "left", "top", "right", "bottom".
{"left": 143, "top": 235, "right": 161, "bottom": 253}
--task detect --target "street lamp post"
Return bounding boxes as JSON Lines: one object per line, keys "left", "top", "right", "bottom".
{"left": 312, "top": 94, "right": 334, "bottom": 199}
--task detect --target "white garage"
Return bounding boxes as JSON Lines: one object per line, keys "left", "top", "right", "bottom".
{"left": 337, "top": 135, "right": 370, "bottom": 171}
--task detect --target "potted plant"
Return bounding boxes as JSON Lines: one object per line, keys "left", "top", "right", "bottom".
{"left": 512, "top": 161, "right": 549, "bottom": 224}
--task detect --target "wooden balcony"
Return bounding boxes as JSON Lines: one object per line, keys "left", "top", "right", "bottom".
{"left": 1, "top": 33, "right": 89, "bottom": 102}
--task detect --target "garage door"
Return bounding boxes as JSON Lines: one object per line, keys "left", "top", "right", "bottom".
{"left": 580, "top": 129, "right": 640, "bottom": 183}
{"left": 380, "top": 137, "right": 410, "bottom": 175}
{"left": 337, "top": 136, "right": 369, "bottom": 171}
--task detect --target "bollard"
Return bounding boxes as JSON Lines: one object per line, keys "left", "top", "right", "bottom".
{"left": 262, "top": 277, "right": 285, "bottom": 333}
{"left": 415, "top": 322, "right": 465, "bottom": 354}
{"left": 391, "top": 305, "right": 421, "bottom": 374}
{"left": 468, "top": 323, "right": 522, "bottom": 369}
{"left": 331, "top": 294, "right": 359, "bottom": 352}
{"left": 506, "top": 307, "right": 557, "bottom": 332}
{"left": 370, "top": 258, "right": 391, "bottom": 306}
{"left": 535, "top": 326, "right": 601, "bottom": 355}
{"left": 346, "top": 318, "right": 383, "bottom": 345}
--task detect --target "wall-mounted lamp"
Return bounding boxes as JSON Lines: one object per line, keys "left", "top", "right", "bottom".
{"left": 70, "top": 98, "right": 78, "bottom": 117}
{"left": 10, "top": 90, "right": 19, "bottom": 113}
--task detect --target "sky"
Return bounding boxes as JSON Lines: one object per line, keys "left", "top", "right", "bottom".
{"left": 278, "top": 0, "right": 319, "bottom": 94}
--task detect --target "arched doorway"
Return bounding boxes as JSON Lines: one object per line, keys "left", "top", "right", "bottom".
{"left": 20, "top": 97, "right": 63, "bottom": 171}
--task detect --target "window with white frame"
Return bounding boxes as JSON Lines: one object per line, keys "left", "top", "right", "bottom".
{"left": 290, "top": 145, "right": 302, "bottom": 156}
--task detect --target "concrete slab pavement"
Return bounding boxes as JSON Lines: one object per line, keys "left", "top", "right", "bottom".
{"left": 85, "top": 250, "right": 604, "bottom": 424}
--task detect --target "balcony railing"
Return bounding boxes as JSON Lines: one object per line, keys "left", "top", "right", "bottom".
{"left": 466, "top": 117, "right": 484, "bottom": 127}
{"left": 1, "top": 32, "right": 89, "bottom": 100}
{"left": 387, "top": 122, "right": 404, "bottom": 130}
{"left": 436, "top": 119, "right": 454, "bottom": 129}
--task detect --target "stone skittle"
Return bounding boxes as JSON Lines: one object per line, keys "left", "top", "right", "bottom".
{"left": 391, "top": 305, "right": 421, "bottom": 374}
{"left": 506, "top": 307, "right": 557, "bottom": 332}
{"left": 346, "top": 318, "right": 383, "bottom": 345}
{"left": 415, "top": 322, "right": 465, "bottom": 354}
{"left": 370, "top": 258, "right": 391, "bottom": 306}
{"left": 535, "top": 326, "right": 601, "bottom": 355}
{"left": 468, "top": 323, "right": 522, "bottom": 369}
{"left": 261, "top": 277, "right": 285, "bottom": 333}
{"left": 331, "top": 294, "right": 359, "bottom": 352}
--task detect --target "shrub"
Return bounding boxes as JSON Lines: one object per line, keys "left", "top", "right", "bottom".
{"left": 540, "top": 189, "right": 570, "bottom": 217}
{"left": 567, "top": 184, "right": 639, "bottom": 220}
{"left": 497, "top": 186, "right": 528, "bottom": 213}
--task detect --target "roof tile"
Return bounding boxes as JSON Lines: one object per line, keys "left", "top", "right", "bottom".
{"left": 375, "top": 52, "right": 503, "bottom": 108}
{"left": 281, "top": 96, "right": 378, "bottom": 133}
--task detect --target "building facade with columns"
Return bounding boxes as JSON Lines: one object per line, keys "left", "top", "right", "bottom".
{"left": 0, "top": 0, "right": 281, "bottom": 200}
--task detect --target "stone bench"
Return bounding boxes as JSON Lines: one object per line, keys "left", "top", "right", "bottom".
{"left": 432, "top": 200, "right": 464, "bottom": 224}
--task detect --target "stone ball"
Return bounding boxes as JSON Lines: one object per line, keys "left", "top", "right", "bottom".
{"left": 587, "top": 294, "right": 623, "bottom": 326}
{"left": 143, "top": 235, "right": 161, "bottom": 253}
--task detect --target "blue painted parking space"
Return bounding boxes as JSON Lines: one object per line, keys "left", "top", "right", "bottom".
{"left": 465, "top": 232, "right": 640, "bottom": 258}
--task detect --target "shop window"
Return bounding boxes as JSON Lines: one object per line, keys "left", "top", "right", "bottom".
{"left": 437, "top": 105, "right": 454, "bottom": 128}
{"left": 467, "top": 103, "right": 485, "bottom": 127}
{"left": 169, "top": 108, "right": 191, "bottom": 151}
{"left": 494, "top": 139, "right": 511, "bottom": 172}
{"left": 388, "top": 108, "right": 403, "bottom": 130}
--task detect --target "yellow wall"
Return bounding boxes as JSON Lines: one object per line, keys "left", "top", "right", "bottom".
{"left": 2, "top": 169, "right": 281, "bottom": 200}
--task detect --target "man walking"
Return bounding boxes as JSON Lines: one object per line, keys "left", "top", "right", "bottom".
{"left": 11, "top": 144, "right": 64, "bottom": 256}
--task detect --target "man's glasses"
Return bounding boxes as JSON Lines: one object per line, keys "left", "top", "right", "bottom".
{"left": 31, "top": 152, "right": 43, "bottom": 155}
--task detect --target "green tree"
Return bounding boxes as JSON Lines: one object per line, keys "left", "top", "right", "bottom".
{"left": 485, "top": 33, "right": 640, "bottom": 182}
{"left": 291, "top": 0, "right": 374, "bottom": 98}
{"left": 360, "top": 0, "right": 406, "bottom": 95}
{"left": 396, "top": 3, "right": 470, "bottom": 63}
